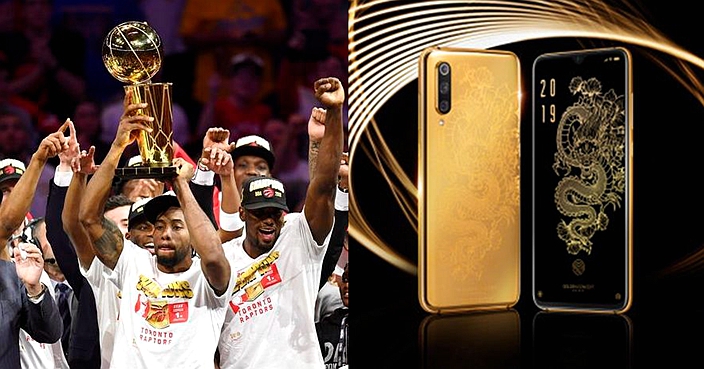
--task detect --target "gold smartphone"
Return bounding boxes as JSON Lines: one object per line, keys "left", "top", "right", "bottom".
{"left": 418, "top": 46, "right": 521, "bottom": 313}
{"left": 532, "top": 47, "right": 633, "bottom": 313}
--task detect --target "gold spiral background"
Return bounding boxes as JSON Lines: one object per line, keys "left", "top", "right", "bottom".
{"left": 347, "top": 0, "right": 704, "bottom": 275}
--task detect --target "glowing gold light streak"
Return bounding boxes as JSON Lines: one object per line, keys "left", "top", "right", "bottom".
{"left": 362, "top": 119, "right": 417, "bottom": 226}
{"left": 349, "top": 0, "right": 704, "bottom": 275}
{"left": 348, "top": 118, "right": 419, "bottom": 273}
{"left": 350, "top": 9, "right": 638, "bottom": 139}
{"left": 350, "top": 20, "right": 477, "bottom": 114}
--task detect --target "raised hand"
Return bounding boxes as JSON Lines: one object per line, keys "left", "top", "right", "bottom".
{"left": 13, "top": 242, "right": 44, "bottom": 294}
{"left": 308, "top": 107, "right": 327, "bottom": 142}
{"left": 200, "top": 147, "right": 233, "bottom": 176}
{"left": 58, "top": 118, "right": 81, "bottom": 171}
{"left": 202, "top": 127, "right": 233, "bottom": 157}
{"left": 114, "top": 90, "right": 154, "bottom": 149}
{"left": 36, "top": 119, "right": 70, "bottom": 162}
{"left": 314, "top": 77, "right": 345, "bottom": 108}
{"left": 72, "top": 146, "right": 99, "bottom": 175}
{"left": 174, "top": 157, "right": 195, "bottom": 183}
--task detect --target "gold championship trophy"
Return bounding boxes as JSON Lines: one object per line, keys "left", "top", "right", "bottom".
{"left": 102, "top": 21, "right": 177, "bottom": 179}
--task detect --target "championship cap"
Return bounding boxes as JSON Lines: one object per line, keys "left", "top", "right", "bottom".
{"left": 128, "top": 196, "right": 152, "bottom": 229}
{"left": 231, "top": 135, "right": 275, "bottom": 170}
{"left": 240, "top": 176, "right": 288, "bottom": 212}
{"left": 143, "top": 191, "right": 180, "bottom": 224}
{"left": 0, "top": 159, "right": 26, "bottom": 185}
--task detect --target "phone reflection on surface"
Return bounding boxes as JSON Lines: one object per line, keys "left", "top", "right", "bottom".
{"left": 419, "top": 309, "right": 520, "bottom": 369}
{"left": 532, "top": 311, "right": 632, "bottom": 368}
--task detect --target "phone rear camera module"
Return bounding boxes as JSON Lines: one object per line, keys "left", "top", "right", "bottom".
{"left": 437, "top": 62, "right": 451, "bottom": 114}
{"left": 438, "top": 62, "right": 450, "bottom": 76}
{"left": 439, "top": 81, "right": 450, "bottom": 94}
{"left": 439, "top": 100, "right": 450, "bottom": 114}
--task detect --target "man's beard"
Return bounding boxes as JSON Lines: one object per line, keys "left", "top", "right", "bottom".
{"left": 156, "top": 247, "right": 189, "bottom": 268}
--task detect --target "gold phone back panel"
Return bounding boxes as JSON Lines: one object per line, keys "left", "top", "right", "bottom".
{"left": 418, "top": 47, "right": 521, "bottom": 313}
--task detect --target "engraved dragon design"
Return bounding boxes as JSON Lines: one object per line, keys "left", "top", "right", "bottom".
{"left": 437, "top": 67, "right": 520, "bottom": 281}
{"left": 553, "top": 76, "right": 626, "bottom": 255}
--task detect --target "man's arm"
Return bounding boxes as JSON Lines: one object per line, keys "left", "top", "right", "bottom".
{"left": 307, "top": 107, "right": 326, "bottom": 180}
{"left": 46, "top": 120, "right": 92, "bottom": 294}
{"left": 200, "top": 146, "right": 242, "bottom": 242}
{"left": 62, "top": 145, "right": 102, "bottom": 271}
{"left": 172, "top": 158, "right": 231, "bottom": 296}
{"left": 309, "top": 110, "right": 348, "bottom": 288}
{"left": 22, "top": 285, "right": 63, "bottom": 343}
{"left": 47, "top": 179, "right": 88, "bottom": 292}
{"left": 304, "top": 78, "right": 345, "bottom": 244}
{"left": 15, "top": 242, "right": 63, "bottom": 344}
{"left": 189, "top": 180, "right": 217, "bottom": 228}
{"left": 0, "top": 122, "right": 69, "bottom": 244}
{"left": 198, "top": 127, "right": 243, "bottom": 242}
{"left": 63, "top": 171, "right": 97, "bottom": 270}
{"left": 79, "top": 92, "right": 153, "bottom": 269}
{"left": 216, "top": 159, "right": 243, "bottom": 242}
{"left": 320, "top": 209, "right": 348, "bottom": 290}
{"left": 319, "top": 154, "right": 349, "bottom": 289}
{"left": 190, "top": 127, "right": 238, "bottom": 232}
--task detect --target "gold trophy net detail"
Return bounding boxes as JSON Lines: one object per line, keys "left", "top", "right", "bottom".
{"left": 127, "top": 83, "right": 174, "bottom": 167}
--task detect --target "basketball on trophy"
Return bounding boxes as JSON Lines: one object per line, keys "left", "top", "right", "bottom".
{"left": 102, "top": 21, "right": 163, "bottom": 84}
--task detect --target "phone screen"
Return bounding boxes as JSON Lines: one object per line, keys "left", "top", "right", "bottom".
{"left": 532, "top": 47, "right": 632, "bottom": 311}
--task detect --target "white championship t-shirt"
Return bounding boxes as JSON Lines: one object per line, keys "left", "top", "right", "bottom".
{"left": 218, "top": 212, "right": 331, "bottom": 369}
{"left": 80, "top": 240, "right": 132, "bottom": 369}
{"left": 109, "top": 241, "right": 232, "bottom": 369}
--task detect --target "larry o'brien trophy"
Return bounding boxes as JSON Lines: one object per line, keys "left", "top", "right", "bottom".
{"left": 102, "top": 21, "right": 176, "bottom": 180}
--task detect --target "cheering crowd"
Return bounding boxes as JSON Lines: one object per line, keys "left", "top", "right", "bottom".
{"left": 0, "top": 77, "right": 349, "bottom": 369}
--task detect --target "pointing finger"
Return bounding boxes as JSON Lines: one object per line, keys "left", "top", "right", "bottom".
{"left": 67, "top": 118, "right": 76, "bottom": 139}
{"left": 57, "top": 118, "right": 70, "bottom": 134}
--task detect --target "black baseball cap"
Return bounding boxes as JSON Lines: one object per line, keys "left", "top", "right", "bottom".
{"left": 143, "top": 191, "right": 180, "bottom": 224}
{"left": 230, "top": 135, "right": 275, "bottom": 170}
{"left": 241, "top": 176, "right": 288, "bottom": 212}
{"left": 128, "top": 196, "right": 152, "bottom": 229}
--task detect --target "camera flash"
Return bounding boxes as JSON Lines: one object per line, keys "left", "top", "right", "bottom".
{"left": 439, "top": 119, "right": 445, "bottom": 126}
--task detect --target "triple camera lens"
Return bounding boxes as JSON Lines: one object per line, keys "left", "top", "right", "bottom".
{"left": 437, "top": 62, "right": 451, "bottom": 114}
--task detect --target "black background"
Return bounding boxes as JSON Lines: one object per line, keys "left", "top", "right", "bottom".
{"left": 350, "top": 1, "right": 704, "bottom": 368}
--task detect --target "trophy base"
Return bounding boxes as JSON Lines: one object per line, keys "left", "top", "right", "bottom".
{"left": 115, "top": 165, "right": 178, "bottom": 181}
